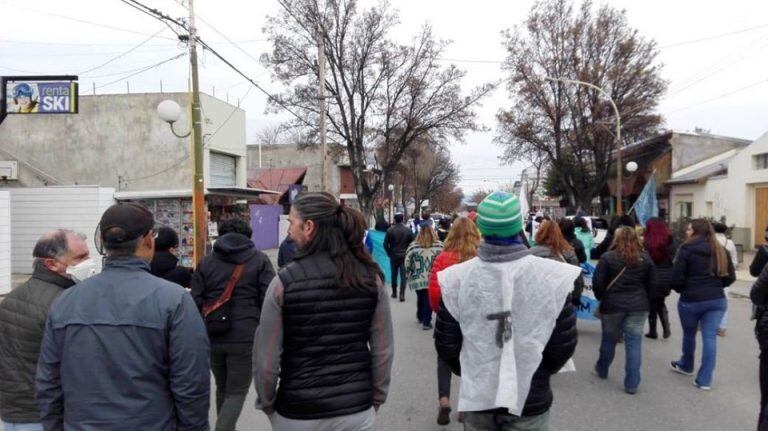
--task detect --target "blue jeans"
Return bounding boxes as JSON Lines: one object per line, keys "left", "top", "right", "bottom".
{"left": 2, "top": 422, "right": 44, "bottom": 431}
{"left": 677, "top": 297, "right": 727, "bottom": 387}
{"left": 416, "top": 289, "right": 432, "bottom": 326}
{"left": 595, "top": 311, "right": 648, "bottom": 391}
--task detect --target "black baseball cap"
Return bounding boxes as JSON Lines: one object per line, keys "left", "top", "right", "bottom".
{"left": 99, "top": 202, "right": 154, "bottom": 244}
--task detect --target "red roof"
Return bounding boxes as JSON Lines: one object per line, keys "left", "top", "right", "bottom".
{"left": 247, "top": 167, "right": 307, "bottom": 205}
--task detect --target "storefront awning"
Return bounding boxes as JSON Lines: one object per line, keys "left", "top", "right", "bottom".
{"left": 114, "top": 187, "right": 279, "bottom": 201}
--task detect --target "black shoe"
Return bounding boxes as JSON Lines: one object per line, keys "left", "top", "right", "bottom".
{"left": 422, "top": 323, "right": 433, "bottom": 330}
{"left": 437, "top": 406, "right": 451, "bottom": 426}
{"left": 663, "top": 328, "right": 671, "bottom": 339}
{"left": 399, "top": 294, "right": 405, "bottom": 302}
{"left": 645, "top": 333, "right": 658, "bottom": 339}
{"left": 391, "top": 292, "right": 397, "bottom": 299}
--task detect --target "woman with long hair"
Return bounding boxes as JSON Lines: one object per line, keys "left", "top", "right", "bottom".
{"left": 643, "top": 217, "right": 677, "bottom": 339}
{"left": 531, "top": 220, "right": 584, "bottom": 304}
{"left": 593, "top": 227, "right": 655, "bottom": 394}
{"left": 427, "top": 217, "right": 480, "bottom": 426}
{"left": 559, "top": 218, "right": 587, "bottom": 264}
{"left": 253, "top": 193, "right": 394, "bottom": 430}
{"left": 670, "top": 219, "right": 735, "bottom": 390}
{"left": 405, "top": 221, "right": 444, "bottom": 331}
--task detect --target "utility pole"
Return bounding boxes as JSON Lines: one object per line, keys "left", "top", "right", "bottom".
{"left": 317, "top": 21, "right": 328, "bottom": 193}
{"left": 188, "top": 0, "right": 206, "bottom": 265}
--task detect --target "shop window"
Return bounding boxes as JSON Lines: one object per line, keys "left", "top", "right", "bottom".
{"left": 679, "top": 202, "right": 693, "bottom": 218}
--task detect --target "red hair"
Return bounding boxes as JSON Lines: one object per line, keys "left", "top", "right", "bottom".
{"left": 643, "top": 218, "right": 670, "bottom": 264}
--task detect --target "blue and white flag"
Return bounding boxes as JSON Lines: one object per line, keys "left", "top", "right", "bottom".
{"left": 634, "top": 173, "right": 659, "bottom": 226}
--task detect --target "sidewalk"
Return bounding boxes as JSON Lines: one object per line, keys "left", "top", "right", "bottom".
{"left": 730, "top": 250, "right": 756, "bottom": 299}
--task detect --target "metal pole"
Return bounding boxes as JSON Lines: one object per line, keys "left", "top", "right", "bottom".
{"left": 317, "top": 21, "right": 328, "bottom": 193}
{"left": 188, "top": 0, "right": 206, "bottom": 266}
{"left": 545, "top": 77, "right": 623, "bottom": 214}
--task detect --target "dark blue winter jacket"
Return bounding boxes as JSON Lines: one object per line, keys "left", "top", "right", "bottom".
{"left": 672, "top": 236, "right": 736, "bottom": 303}
{"left": 36, "top": 257, "right": 210, "bottom": 431}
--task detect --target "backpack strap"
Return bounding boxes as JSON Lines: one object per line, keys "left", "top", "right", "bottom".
{"left": 202, "top": 263, "right": 246, "bottom": 317}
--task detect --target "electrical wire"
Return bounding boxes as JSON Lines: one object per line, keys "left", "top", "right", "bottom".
{"left": 84, "top": 53, "right": 187, "bottom": 94}
{"left": 0, "top": 0, "right": 179, "bottom": 41}
{"left": 81, "top": 55, "right": 187, "bottom": 78}
{"left": 77, "top": 28, "right": 169, "bottom": 75}
{"left": 665, "top": 78, "right": 768, "bottom": 115}
{"left": 659, "top": 23, "right": 768, "bottom": 49}
{"left": 0, "top": 38, "right": 267, "bottom": 47}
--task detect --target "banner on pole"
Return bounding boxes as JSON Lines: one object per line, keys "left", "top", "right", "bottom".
{"left": 633, "top": 173, "right": 659, "bottom": 226}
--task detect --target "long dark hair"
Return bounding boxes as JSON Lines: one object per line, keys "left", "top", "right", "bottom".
{"left": 686, "top": 218, "right": 729, "bottom": 277}
{"left": 643, "top": 217, "right": 671, "bottom": 264}
{"left": 292, "top": 192, "right": 382, "bottom": 289}
{"left": 558, "top": 218, "right": 576, "bottom": 241}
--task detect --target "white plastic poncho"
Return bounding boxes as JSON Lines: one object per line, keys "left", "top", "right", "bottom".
{"left": 438, "top": 254, "right": 580, "bottom": 416}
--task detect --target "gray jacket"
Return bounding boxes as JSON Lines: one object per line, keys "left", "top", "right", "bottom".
{"left": 0, "top": 261, "right": 75, "bottom": 423}
{"left": 36, "top": 257, "right": 211, "bottom": 431}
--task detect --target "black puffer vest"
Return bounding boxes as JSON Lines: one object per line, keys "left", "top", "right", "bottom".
{"left": 275, "top": 252, "right": 379, "bottom": 420}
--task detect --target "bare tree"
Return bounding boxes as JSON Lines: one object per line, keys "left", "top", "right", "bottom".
{"left": 495, "top": 0, "right": 666, "bottom": 209}
{"left": 262, "top": 0, "right": 493, "bottom": 216}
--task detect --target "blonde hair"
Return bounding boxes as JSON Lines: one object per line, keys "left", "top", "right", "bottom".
{"left": 417, "top": 225, "right": 438, "bottom": 249}
{"left": 443, "top": 217, "right": 481, "bottom": 262}
{"left": 610, "top": 226, "right": 644, "bottom": 266}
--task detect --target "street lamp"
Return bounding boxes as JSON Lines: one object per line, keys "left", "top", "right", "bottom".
{"left": 387, "top": 184, "right": 395, "bottom": 224}
{"left": 157, "top": 98, "right": 206, "bottom": 267}
{"left": 545, "top": 77, "right": 624, "bottom": 214}
{"left": 626, "top": 161, "right": 638, "bottom": 173}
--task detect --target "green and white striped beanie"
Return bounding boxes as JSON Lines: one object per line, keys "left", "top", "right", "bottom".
{"left": 476, "top": 191, "right": 523, "bottom": 238}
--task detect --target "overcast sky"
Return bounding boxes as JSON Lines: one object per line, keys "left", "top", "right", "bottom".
{"left": 2, "top": 0, "right": 767, "bottom": 192}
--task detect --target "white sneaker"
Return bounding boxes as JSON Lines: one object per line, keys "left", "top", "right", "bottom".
{"left": 693, "top": 381, "right": 711, "bottom": 391}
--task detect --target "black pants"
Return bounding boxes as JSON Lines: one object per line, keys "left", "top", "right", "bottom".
{"left": 416, "top": 289, "right": 432, "bottom": 326}
{"left": 647, "top": 297, "right": 670, "bottom": 336}
{"left": 437, "top": 355, "right": 452, "bottom": 399}
{"left": 760, "top": 349, "right": 768, "bottom": 430}
{"left": 390, "top": 257, "right": 407, "bottom": 297}
{"left": 210, "top": 343, "right": 253, "bottom": 431}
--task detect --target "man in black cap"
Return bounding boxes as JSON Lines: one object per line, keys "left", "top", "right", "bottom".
{"left": 36, "top": 202, "right": 211, "bottom": 431}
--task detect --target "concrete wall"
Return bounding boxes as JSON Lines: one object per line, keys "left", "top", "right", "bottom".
{"left": 669, "top": 130, "right": 768, "bottom": 249}
{"left": 0, "top": 92, "right": 246, "bottom": 191}
{"left": 0, "top": 191, "right": 10, "bottom": 294}
{"left": 4, "top": 186, "right": 115, "bottom": 274}
{"left": 671, "top": 133, "right": 751, "bottom": 172}
{"left": 247, "top": 143, "right": 342, "bottom": 196}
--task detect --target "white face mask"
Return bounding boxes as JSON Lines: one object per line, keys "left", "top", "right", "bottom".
{"left": 66, "top": 258, "right": 98, "bottom": 282}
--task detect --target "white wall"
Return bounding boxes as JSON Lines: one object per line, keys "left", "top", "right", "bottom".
{"left": 5, "top": 187, "right": 115, "bottom": 274}
{"left": 0, "top": 191, "right": 10, "bottom": 294}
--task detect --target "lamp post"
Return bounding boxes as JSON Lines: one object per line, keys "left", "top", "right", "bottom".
{"left": 545, "top": 77, "right": 623, "bottom": 214}
{"left": 387, "top": 184, "right": 395, "bottom": 224}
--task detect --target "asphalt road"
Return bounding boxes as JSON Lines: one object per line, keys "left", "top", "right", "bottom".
{"left": 3, "top": 274, "right": 758, "bottom": 430}
{"left": 222, "top": 280, "right": 761, "bottom": 431}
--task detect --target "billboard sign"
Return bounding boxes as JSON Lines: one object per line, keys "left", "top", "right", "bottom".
{"left": 1, "top": 76, "right": 78, "bottom": 115}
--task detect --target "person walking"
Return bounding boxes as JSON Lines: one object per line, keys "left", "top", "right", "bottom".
{"left": 253, "top": 193, "right": 394, "bottom": 431}
{"left": 643, "top": 217, "right": 677, "bottom": 339}
{"left": 670, "top": 219, "right": 735, "bottom": 390}
{"left": 750, "top": 263, "right": 768, "bottom": 430}
{"left": 592, "top": 227, "right": 655, "bottom": 394}
{"left": 531, "top": 220, "right": 584, "bottom": 305}
{"left": 36, "top": 202, "right": 210, "bottom": 430}
{"left": 713, "top": 222, "right": 738, "bottom": 337}
{"left": 558, "top": 218, "right": 587, "bottom": 264}
{"left": 437, "top": 217, "right": 452, "bottom": 242}
{"left": 0, "top": 230, "right": 92, "bottom": 431}
{"left": 751, "top": 224, "right": 768, "bottom": 277}
{"left": 592, "top": 215, "right": 635, "bottom": 260}
{"left": 427, "top": 217, "right": 480, "bottom": 426}
{"left": 434, "top": 191, "right": 580, "bottom": 430}
{"left": 384, "top": 213, "right": 414, "bottom": 301}
{"left": 406, "top": 221, "right": 443, "bottom": 330}
{"left": 191, "top": 218, "right": 275, "bottom": 431}
{"left": 574, "top": 216, "right": 595, "bottom": 260}
{"left": 150, "top": 226, "right": 193, "bottom": 288}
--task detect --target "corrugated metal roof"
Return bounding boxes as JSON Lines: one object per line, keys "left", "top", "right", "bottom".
{"left": 247, "top": 167, "right": 307, "bottom": 205}
{"left": 666, "top": 157, "right": 733, "bottom": 185}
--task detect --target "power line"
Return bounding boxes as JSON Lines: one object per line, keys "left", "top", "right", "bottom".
{"left": 84, "top": 53, "right": 187, "bottom": 94}
{"left": 77, "top": 28, "right": 168, "bottom": 75}
{"left": 81, "top": 55, "right": 187, "bottom": 78}
{"left": 0, "top": 38, "right": 267, "bottom": 47}
{"left": 665, "top": 78, "right": 768, "bottom": 115}
{"left": 0, "top": 0, "right": 179, "bottom": 41}
{"left": 659, "top": 23, "right": 768, "bottom": 49}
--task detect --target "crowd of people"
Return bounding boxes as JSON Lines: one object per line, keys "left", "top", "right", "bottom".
{"left": 0, "top": 190, "right": 766, "bottom": 430}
